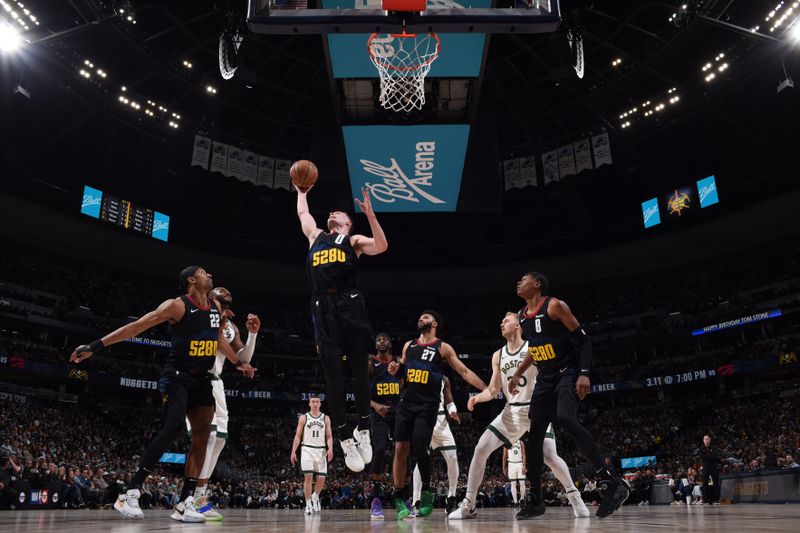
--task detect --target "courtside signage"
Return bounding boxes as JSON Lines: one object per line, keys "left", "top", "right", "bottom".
{"left": 324, "top": 0, "right": 490, "bottom": 78}
{"left": 81, "top": 185, "right": 103, "bottom": 218}
{"left": 152, "top": 211, "right": 170, "bottom": 242}
{"left": 691, "top": 309, "right": 782, "bottom": 336}
{"left": 342, "top": 124, "right": 469, "bottom": 212}
{"left": 641, "top": 197, "right": 660, "bottom": 228}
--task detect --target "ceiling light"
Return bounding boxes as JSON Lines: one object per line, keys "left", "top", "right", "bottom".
{"left": 0, "top": 21, "right": 21, "bottom": 53}
{"left": 206, "top": 85, "right": 217, "bottom": 94}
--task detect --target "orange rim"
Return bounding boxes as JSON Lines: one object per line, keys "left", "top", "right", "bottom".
{"left": 367, "top": 32, "right": 441, "bottom": 72}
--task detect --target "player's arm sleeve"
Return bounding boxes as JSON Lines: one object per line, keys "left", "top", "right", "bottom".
{"left": 570, "top": 326, "right": 592, "bottom": 377}
{"left": 235, "top": 326, "right": 257, "bottom": 364}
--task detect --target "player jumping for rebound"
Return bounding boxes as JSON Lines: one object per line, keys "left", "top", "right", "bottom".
{"left": 185, "top": 287, "right": 260, "bottom": 521}
{"left": 448, "top": 312, "right": 589, "bottom": 520}
{"left": 290, "top": 395, "right": 333, "bottom": 515}
{"left": 296, "top": 185, "right": 388, "bottom": 472}
{"left": 69, "top": 266, "right": 256, "bottom": 522}
{"left": 510, "top": 272, "right": 629, "bottom": 519}
{"left": 389, "top": 311, "right": 486, "bottom": 520}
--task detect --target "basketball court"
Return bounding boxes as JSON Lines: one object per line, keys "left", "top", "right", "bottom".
{"left": 4, "top": 506, "right": 799, "bottom": 533}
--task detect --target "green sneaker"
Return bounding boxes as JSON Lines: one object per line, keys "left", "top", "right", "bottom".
{"left": 418, "top": 490, "right": 434, "bottom": 517}
{"left": 394, "top": 498, "right": 410, "bottom": 521}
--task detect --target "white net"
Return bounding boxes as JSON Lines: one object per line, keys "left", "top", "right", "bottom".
{"left": 368, "top": 33, "right": 441, "bottom": 113}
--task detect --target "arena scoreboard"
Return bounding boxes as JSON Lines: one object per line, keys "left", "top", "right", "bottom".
{"left": 81, "top": 185, "right": 170, "bottom": 242}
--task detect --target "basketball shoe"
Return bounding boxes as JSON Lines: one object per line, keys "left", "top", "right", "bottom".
{"left": 567, "top": 489, "right": 590, "bottom": 518}
{"left": 353, "top": 428, "right": 373, "bottom": 465}
{"left": 340, "top": 438, "right": 365, "bottom": 472}
{"left": 195, "top": 495, "right": 223, "bottom": 521}
{"left": 371, "top": 497, "right": 385, "bottom": 520}
{"left": 448, "top": 498, "right": 477, "bottom": 520}
{"left": 596, "top": 477, "right": 630, "bottom": 518}
{"left": 516, "top": 493, "right": 546, "bottom": 520}
{"left": 113, "top": 488, "right": 143, "bottom": 518}
{"left": 170, "top": 496, "right": 206, "bottom": 523}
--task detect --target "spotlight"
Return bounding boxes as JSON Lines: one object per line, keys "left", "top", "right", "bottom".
{"left": 206, "top": 85, "right": 217, "bottom": 94}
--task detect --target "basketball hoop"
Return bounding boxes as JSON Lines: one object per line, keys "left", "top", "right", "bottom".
{"left": 368, "top": 31, "right": 441, "bottom": 113}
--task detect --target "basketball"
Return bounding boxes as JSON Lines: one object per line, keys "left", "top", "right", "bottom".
{"left": 290, "top": 160, "right": 318, "bottom": 192}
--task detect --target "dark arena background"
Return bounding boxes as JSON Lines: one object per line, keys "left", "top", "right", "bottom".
{"left": 1, "top": 1, "right": 800, "bottom": 532}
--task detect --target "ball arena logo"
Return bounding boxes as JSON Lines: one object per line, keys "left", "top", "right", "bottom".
{"left": 153, "top": 220, "right": 169, "bottom": 233}
{"left": 698, "top": 181, "right": 716, "bottom": 204}
{"left": 643, "top": 203, "right": 659, "bottom": 225}
{"left": 360, "top": 142, "right": 446, "bottom": 205}
{"left": 82, "top": 194, "right": 101, "bottom": 210}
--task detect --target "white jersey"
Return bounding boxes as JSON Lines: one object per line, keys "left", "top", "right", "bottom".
{"left": 500, "top": 341, "right": 536, "bottom": 405}
{"left": 210, "top": 320, "right": 236, "bottom": 377}
{"left": 437, "top": 380, "right": 447, "bottom": 421}
{"left": 301, "top": 412, "right": 327, "bottom": 449}
{"left": 508, "top": 440, "right": 524, "bottom": 463}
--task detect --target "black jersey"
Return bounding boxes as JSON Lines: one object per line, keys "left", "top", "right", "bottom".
{"left": 164, "top": 295, "right": 222, "bottom": 375}
{"left": 519, "top": 297, "right": 576, "bottom": 376}
{"left": 306, "top": 232, "right": 360, "bottom": 295}
{"left": 401, "top": 338, "right": 444, "bottom": 405}
{"left": 371, "top": 356, "right": 401, "bottom": 407}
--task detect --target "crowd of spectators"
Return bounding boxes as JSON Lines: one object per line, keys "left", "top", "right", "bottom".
{"left": 2, "top": 380, "right": 798, "bottom": 511}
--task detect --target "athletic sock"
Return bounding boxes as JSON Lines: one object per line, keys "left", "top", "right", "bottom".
{"left": 180, "top": 477, "right": 198, "bottom": 503}
{"left": 130, "top": 467, "right": 150, "bottom": 490}
{"left": 357, "top": 416, "right": 370, "bottom": 432}
{"left": 371, "top": 481, "right": 382, "bottom": 499}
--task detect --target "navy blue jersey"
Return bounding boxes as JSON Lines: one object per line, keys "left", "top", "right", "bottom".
{"left": 371, "top": 356, "right": 401, "bottom": 407}
{"left": 401, "top": 339, "right": 444, "bottom": 405}
{"left": 306, "top": 232, "right": 360, "bottom": 295}
{"left": 519, "top": 297, "right": 576, "bottom": 376}
{"left": 165, "top": 295, "right": 222, "bottom": 374}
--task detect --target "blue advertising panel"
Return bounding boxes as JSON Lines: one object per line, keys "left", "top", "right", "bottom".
{"left": 81, "top": 185, "right": 103, "bottom": 218}
{"left": 621, "top": 456, "right": 656, "bottom": 469}
{"left": 342, "top": 124, "right": 469, "bottom": 212}
{"left": 697, "top": 175, "right": 719, "bottom": 208}
{"left": 641, "top": 197, "right": 660, "bottom": 228}
{"left": 152, "top": 211, "right": 170, "bottom": 242}
{"left": 159, "top": 452, "right": 186, "bottom": 464}
{"left": 324, "top": 0, "right": 490, "bottom": 78}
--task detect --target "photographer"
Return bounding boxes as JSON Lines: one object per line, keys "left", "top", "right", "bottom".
{"left": 1, "top": 453, "right": 22, "bottom": 509}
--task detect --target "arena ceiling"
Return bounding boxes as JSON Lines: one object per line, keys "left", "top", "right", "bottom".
{"left": 1, "top": 1, "right": 799, "bottom": 265}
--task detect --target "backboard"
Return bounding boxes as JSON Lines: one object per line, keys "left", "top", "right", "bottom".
{"left": 247, "top": 0, "right": 561, "bottom": 35}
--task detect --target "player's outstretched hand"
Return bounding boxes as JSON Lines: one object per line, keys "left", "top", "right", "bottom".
{"left": 467, "top": 395, "right": 479, "bottom": 412}
{"left": 246, "top": 314, "right": 261, "bottom": 334}
{"left": 290, "top": 451, "right": 297, "bottom": 466}
{"left": 354, "top": 187, "right": 374, "bottom": 216}
{"left": 575, "top": 375, "right": 590, "bottom": 400}
{"left": 508, "top": 375, "right": 520, "bottom": 395}
{"left": 70, "top": 345, "right": 94, "bottom": 364}
{"left": 237, "top": 363, "right": 257, "bottom": 379}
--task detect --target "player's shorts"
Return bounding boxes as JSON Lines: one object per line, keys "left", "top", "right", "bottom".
{"left": 310, "top": 291, "right": 373, "bottom": 358}
{"left": 159, "top": 371, "right": 214, "bottom": 414}
{"left": 300, "top": 446, "right": 328, "bottom": 476}
{"left": 530, "top": 367, "right": 580, "bottom": 420}
{"left": 487, "top": 405, "right": 557, "bottom": 448}
{"left": 508, "top": 462, "right": 525, "bottom": 481}
{"left": 394, "top": 399, "right": 438, "bottom": 444}
{"left": 429, "top": 413, "right": 456, "bottom": 452}
{"left": 185, "top": 376, "right": 228, "bottom": 436}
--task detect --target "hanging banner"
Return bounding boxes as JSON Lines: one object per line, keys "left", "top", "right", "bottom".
{"left": 503, "top": 159, "right": 522, "bottom": 190}
{"left": 243, "top": 151, "right": 259, "bottom": 183}
{"left": 542, "top": 150, "right": 559, "bottom": 185}
{"left": 210, "top": 142, "right": 229, "bottom": 174}
{"left": 226, "top": 146, "right": 244, "bottom": 179}
{"left": 519, "top": 156, "right": 538, "bottom": 187}
{"left": 592, "top": 132, "right": 612, "bottom": 167}
{"left": 274, "top": 159, "right": 293, "bottom": 191}
{"left": 191, "top": 135, "right": 211, "bottom": 170}
{"left": 574, "top": 139, "right": 593, "bottom": 174}
{"left": 257, "top": 156, "right": 275, "bottom": 188}
{"left": 557, "top": 144, "right": 577, "bottom": 177}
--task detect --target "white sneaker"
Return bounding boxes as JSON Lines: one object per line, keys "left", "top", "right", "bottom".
{"left": 195, "top": 496, "right": 223, "bottom": 521}
{"left": 114, "top": 489, "right": 143, "bottom": 518}
{"left": 353, "top": 428, "right": 373, "bottom": 464}
{"left": 170, "top": 496, "right": 206, "bottom": 523}
{"left": 448, "top": 498, "right": 477, "bottom": 520}
{"left": 340, "top": 438, "right": 365, "bottom": 472}
{"left": 568, "top": 490, "right": 590, "bottom": 518}
{"left": 304, "top": 503, "right": 313, "bottom": 515}
{"left": 312, "top": 495, "right": 321, "bottom": 513}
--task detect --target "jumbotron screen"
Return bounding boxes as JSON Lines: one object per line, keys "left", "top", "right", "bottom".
{"left": 81, "top": 185, "right": 170, "bottom": 242}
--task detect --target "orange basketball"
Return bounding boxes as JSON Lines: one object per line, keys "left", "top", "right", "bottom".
{"left": 290, "top": 160, "right": 318, "bottom": 192}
